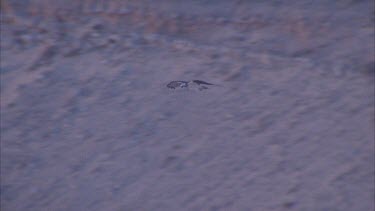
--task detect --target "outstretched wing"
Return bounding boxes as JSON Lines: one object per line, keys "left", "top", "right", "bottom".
{"left": 192, "top": 80, "right": 214, "bottom": 85}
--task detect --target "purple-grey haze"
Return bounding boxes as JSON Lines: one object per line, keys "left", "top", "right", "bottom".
{"left": 1, "top": 1, "right": 374, "bottom": 210}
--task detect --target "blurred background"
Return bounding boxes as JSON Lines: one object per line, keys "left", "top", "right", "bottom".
{"left": 1, "top": 0, "right": 374, "bottom": 210}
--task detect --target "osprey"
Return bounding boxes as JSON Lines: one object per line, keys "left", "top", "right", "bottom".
{"left": 166, "top": 80, "right": 215, "bottom": 91}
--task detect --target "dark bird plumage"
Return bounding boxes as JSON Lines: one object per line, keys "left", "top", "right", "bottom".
{"left": 192, "top": 80, "right": 214, "bottom": 85}
{"left": 166, "top": 80, "right": 216, "bottom": 90}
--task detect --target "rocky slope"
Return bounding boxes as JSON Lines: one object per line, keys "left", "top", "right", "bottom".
{"left": 1, "top": 1, "right": 374, "bottom": 210}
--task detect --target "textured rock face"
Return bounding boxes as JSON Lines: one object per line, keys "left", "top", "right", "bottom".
{"left": 1, "top": 1, "right": 374, "bottom": 211}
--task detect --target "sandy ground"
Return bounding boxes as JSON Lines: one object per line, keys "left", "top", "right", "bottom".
{"left": 1, "top": 1, "right": 374, "bottom": 211}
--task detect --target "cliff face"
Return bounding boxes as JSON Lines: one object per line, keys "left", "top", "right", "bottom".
{"left": 1, "top": 1, "right": 374, "bottom": 211}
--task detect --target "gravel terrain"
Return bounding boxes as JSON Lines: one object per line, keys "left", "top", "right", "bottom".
{"left": 1, "top": 1, "right": 374, "bottom": 211}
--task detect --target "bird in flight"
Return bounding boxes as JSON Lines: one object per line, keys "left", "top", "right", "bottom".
{"left": 166, "top": 80, "right": 215, "bottom": 91}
